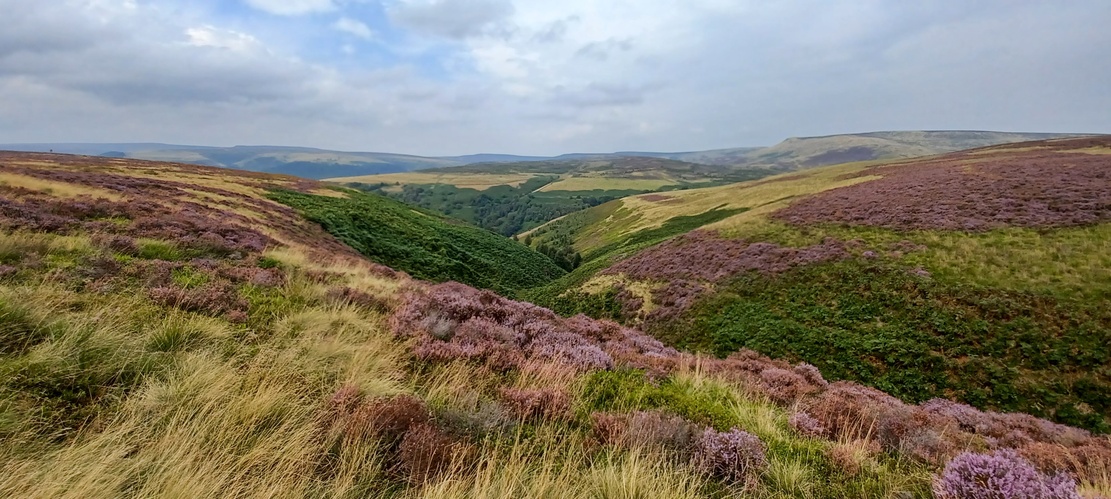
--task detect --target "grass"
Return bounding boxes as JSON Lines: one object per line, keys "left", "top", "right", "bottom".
{"left": 0, "top": 171, "right": 125, "bottom": 201}
{"left": 0, "top": 229, "right": 943, "bottom": 498}
{"left": 268, "top": 187, "right": 566, "bottom": 293}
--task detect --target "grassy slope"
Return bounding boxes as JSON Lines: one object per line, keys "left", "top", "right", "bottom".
{"left": 328, "top": 156, "right": 771, "bottom": 238}
{"left": 526, "top": 141, "right": 1111, "bottom": 431}
{"left": 267, "top": 187, "right": 565, "bottom": 293}
{"left": 0, "top": 153, "right": 957, "bottom": 498}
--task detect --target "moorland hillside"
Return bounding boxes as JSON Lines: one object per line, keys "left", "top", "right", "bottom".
{"left": 0, "top": 150, "right": 1107, "bottom": 497}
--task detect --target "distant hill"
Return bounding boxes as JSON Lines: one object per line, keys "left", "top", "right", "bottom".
{"left": 0, "top": 143, "right": 460, "bottom": 179}
{"left": 3, "top": 131, "right": 1092, "bottom": 180}
{"left": 673, "top": 130, "right": 1087, "bottom": 169}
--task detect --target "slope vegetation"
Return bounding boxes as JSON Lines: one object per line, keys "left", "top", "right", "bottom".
{"left": 0, "top": 151, "right": 1108, "bottom": 498}
{"left": 333, "top": 156, "right": 766, "bottom": 238}
{"left": 268, "top": 187, "right": 565, "bottom": 293}
{"left": 526, "top": 137, "right": 1111, "bottom": 432}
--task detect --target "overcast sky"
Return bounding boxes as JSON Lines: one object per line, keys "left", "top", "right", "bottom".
{"left": 1, "top": 1, "right": 1109, "bottom": 156}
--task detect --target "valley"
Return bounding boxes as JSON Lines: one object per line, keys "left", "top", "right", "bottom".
{"left": 0, "top": 137, "right": 1108, "bottom": 497}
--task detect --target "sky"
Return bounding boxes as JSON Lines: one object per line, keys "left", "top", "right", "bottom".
{"left": 1, "top": 0, "right": 1109, "bottom": 156}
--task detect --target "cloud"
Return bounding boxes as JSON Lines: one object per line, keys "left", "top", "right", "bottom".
{"left": 387, "top": 0, "right": 514, "bottom": 39}
{"left": 243, "top": 0, "right": 335, "bottom": 16}
{"left": 186, "top": 25, "right": 264, "bottom": 52}
{"left": 0, "top": 0, "right": 1109, "bottom": 156}
{"left": 332, "top": 17, "right": 374, "bottom": 39}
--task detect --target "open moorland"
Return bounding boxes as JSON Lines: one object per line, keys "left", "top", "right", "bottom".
{"left": 3, "top": 150, "right": 1108, "bottom": 497}
{"left": 524, "top": 137, "right": 1111, "bottom": 435}
{"left": 333, "top": 156, "right": 769, "bottom": 238}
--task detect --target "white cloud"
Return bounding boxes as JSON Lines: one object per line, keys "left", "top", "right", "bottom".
{"left": 332, "top": 17, "right": 374, "bottom": 39}
{"left": 243, "top": 0, "right": 334, "bottom": 16}
{"left": 1, "top": 0, "right": 1109, "bottom": 155}
{"left": 186, "top": 25, "right": 263, "bottom": 52}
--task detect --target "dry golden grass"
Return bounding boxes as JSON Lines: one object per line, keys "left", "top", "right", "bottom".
{"left": 578, "top": 274, "right": 660, "bottom": 314}
{"left": 569, "top": 162, "right": 883, "bottom": 254}
{"left": 0, "top": 172, "right": 125, "bottom": 201}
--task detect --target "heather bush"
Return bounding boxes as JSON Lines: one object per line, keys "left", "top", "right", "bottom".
{"left": 392, "top": 281, "right": 679, "bottom": 372}
{"left": 345, "top": 395, "right": 431, "bottom": 448}
{"left": 398, "top": 423, "right": 468, "bottom": 484}
{"left": 590, "top": 410, "right": 701, "bottom": 457}
{"left": 435, "top": 400, "right": 515, "bottom": 440}
{"left": 147, "top": 281, "right": 248, "bottom": 318}
{"left": 933, "top": 450, "right": 1081, "bottom": 499}
{"left": 692, "top": 427, "right": 768, "bottom": 485}
{"left": 788, "top": 412, "right": 825, "bottom": 438}
{"left": 497, "top": 387, "right": 571, "bottom": 422}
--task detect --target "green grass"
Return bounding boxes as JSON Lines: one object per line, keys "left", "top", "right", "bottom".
{"left": 682, "top": 259, "right": 1111, "bottom": 432}
{"left": 268, "top": 187, "right": 566, "bottom": 293}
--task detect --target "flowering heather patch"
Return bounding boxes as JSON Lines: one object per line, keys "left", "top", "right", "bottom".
{"left": 699, "top": 349, "right": 828, "bottom": 406}
{"left": 391, "top": 281, "right": 681, "bottom": 372}
{"left": 601, "top": 231, "right": 848, "bottom": 323}
{"left": 788, "top": 411, "right": 825, "bottom": 438}
{"left": 692, "top": 427, "right": 768, "bottom": 485}
{"left": 607, "top": 231, "right": 848, "bottom": 283}
{"left": 0, "top": 152, "right": 368, "bottom": 261}
{"left": 933, "top": 450, "right": 1081, "bottom": 499}
{"left": 775, "top": 137, "right": 1111, "bottom": 231}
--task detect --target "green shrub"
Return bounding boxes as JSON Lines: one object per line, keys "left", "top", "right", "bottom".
{"left": 684, "top": 260, "right": 1111, "bottom": 432}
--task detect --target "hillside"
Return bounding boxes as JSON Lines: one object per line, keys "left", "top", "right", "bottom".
{"left": 524, "top": 136, "right": 1111, "bottom": 434}
{"left": 3, "top": 151, "right": 1108, "bottom": 497}
{"left": 331, "top": 156, "right": 768, "bottom": 241}
{"left": 0, "top": 144, "right": 461, "bottom": 179}
{"left": 660, "top": 131, "right": 1087, "bottom": 169}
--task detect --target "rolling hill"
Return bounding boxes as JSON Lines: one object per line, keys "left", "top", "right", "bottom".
{"left": 1, "top": 148, "right": 1109, "bottom": 497}
{"left": 523, "top": 136, "right": 1111, "bottom": 433}
{"left": 332, "top": 156, "right": 770, "bottom": 241}
{"left": 6, "top": 130, "right": 1087, "bottom": 182}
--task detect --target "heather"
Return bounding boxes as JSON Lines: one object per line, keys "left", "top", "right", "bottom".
{"left": 2, "top": 151, "right": 1109, "bottom": 497}
{"left": 774, "top": 136, "right": 1111, "bottom": 231}
{"left": 267, "top": 187, "right": 565, "bottom": 294}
